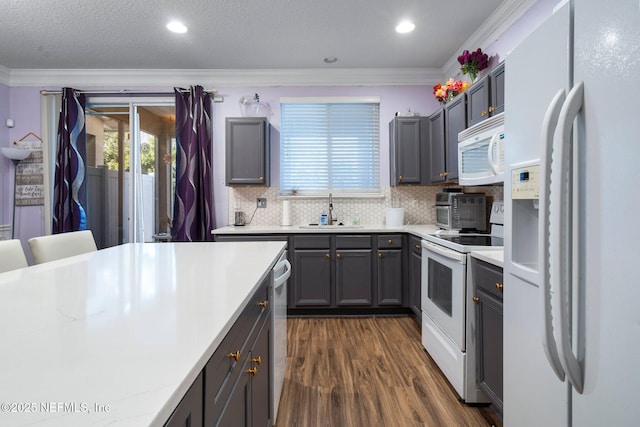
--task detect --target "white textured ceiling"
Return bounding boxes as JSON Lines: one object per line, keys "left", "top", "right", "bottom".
{"left": 1, "top": 0, "right": 504, "bottom": 70}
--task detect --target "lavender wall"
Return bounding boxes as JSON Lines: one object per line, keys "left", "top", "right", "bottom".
{"left": 7, "top": 87, "right": 44, "bottom": 249}
{"left": 210, "top": 85, "right": 435, "bottom": 224}
{"left": 0, "top": 84, "right": 10, "bottom": 227}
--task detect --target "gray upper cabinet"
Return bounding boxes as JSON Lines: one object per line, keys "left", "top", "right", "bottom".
{"left": 490, "top": 61, "right": 506, "bottom": 116}
{"left": 444, "top": 93, "right": 467, "bottom": 182}
{"left": 389, "top": 117, "right": 429, "bottom": 185}
{"left": 428, "top": 109, "right": 446, "bottom": 183}
{"left": 467, "top": 61, "right": 506, "bottom": 128}
{"left": 225, "top": 117, "right": 270, "bottom": 186}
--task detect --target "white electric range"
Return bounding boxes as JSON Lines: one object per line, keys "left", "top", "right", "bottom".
{"left": 420, "top": 201, "right": 503, "bottom": 403}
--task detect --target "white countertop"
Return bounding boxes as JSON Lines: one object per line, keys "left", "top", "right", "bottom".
{"left": 213, "top": 224, "right": 441, "bottom": 239}
{"left": 470, "top": 250, "right": 504, "bottom": 268}
{"left": 0, "top": 241, "right": 286, "bottom": 427}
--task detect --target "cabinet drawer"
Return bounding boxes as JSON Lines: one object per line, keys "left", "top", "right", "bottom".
{"left": 294, "top": 235, "right": 331, "bottom": 249}
{"left": 408, "top": 236, "right": 422, "bottom": 254}
{"left": 204, "top": 278, "right": 270, "bottom": 417}
{"left": 377, "top": 235, "right": 403, "bottom": 249}
{"left": 475, "top": 259, "right": 504, "bottom": 299}
{"left": 336, "top": 235, "right": 372, "bottom": 249}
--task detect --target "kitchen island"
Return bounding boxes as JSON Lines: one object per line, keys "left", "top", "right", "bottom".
{"left": 0, "top": 241, "right": 286, "bottom": 426}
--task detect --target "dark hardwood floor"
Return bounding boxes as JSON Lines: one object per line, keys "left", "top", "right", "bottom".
{"left": 276, "top": 317, "right": 501, "bottom": 427}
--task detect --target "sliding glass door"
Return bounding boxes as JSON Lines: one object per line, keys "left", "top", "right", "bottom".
{"left": 84, "top": 98, "right": 175, "bottom": 247}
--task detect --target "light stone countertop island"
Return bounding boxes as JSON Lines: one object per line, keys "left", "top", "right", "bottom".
{"left": 0, "top": 241, "right": 286, "bottom": 427}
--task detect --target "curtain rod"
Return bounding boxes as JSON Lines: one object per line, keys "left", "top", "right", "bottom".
{"left": 39, "top": 89, "right": 224, "bottom": 102}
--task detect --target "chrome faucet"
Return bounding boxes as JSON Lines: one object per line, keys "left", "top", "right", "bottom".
{"left": 328, "top": 193, "right": 335, "bottom": 225}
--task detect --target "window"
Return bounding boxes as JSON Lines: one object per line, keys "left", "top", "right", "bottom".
{"left": 280, "top": 97, "right": 380, "bottom": 194}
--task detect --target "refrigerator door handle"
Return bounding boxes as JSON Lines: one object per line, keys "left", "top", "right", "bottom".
{"left": 540, "top": 88, "right": 567, "bottom": 382}
{"left": 552, "top": 81, "right": 585, "bottom": 394}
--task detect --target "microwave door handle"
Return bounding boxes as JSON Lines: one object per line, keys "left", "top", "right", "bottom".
{"left": 540, "top": 88, "right": 567, "bottom": 383}
{"left": 487, "top": 133, "right": 500, "bottom": 174}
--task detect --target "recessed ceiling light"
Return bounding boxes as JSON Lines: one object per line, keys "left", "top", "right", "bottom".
{"left": 323, "top": 57, "right": 338, "bottom": 64}
{"left": 167, "top": 21, "right": 188, "bottom": 34}
{"left": 395, "top": 21, "right": 415, "bottom": 34}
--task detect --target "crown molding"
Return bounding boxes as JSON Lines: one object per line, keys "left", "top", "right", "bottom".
{"left": 0, "top": 65, "right": 10, "bottom": 86}
{"left": 6, "top": 67, "right": 443, "bottom": 88}
{"left": 441, "top": 0, "right": 537, "bottom": 79}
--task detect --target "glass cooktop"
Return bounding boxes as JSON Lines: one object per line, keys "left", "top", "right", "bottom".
{"left": 429, "top": 234, "right": 503, "bottom": 247}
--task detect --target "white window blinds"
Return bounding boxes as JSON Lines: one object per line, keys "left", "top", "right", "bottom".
{"left": 280, "top": 100, "right": 380, "bottom": 194}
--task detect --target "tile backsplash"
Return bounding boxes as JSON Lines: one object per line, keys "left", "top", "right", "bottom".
{"left": 227, "top": 185, "right": 503, "bottom": 227}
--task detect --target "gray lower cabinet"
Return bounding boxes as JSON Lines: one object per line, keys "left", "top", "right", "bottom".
{"left": 335, "top": 249, "right": 373, "bottom": 305}
{"left": 164, "top": 372, "right": 204, "bottom": 427}
{"left": 408, "top": 236, "right": 422, "bottom": 319}
{"left": 472, "top": 259, "right": 504, "bottom": 413}
{"left": 376, "top": 235, "right": 403, "bottom": 306}
{"left": 293, "top": 248, "right": 332, "bottom": 306}
{"left": 226, "top": 117, "right": 270, "bottom": 186}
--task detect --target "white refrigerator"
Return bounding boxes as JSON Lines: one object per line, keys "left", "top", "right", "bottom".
{"left": 504, "top": 0, "right": 640, "bottom": 426}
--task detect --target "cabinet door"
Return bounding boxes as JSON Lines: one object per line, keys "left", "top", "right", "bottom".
{"left": 408, "top": 239, "right": 422, "bottom": 317}
{"left": 444, "top": 94, "right": 467, "bottom": 182}
{"left": 428, "top": 109, "right": 446, "bottom": 183}
{"left": 293, "top": 249, "right": 332, "bottom": 306}
{"left": 335, "top": 249, "right": 373, "bottom": 306}
{"left": 251, "top": 318, "right": 271, "bottom": 427}
{"left": 376, "top": 249, "right": 403, "bottom": 306}
{"left": 390, "top": 118, "right": 422, "bottom": 185}
{"left": 466, "top": 77, "right": 490, "bottom": 127}
{"left": 476, "top": 288, "right": 504, "bottom": 412}
{"left": 490, "top": 62, "right": 505, "bottom": 116}
{"left": 164, "top": 372, "right": 203, "bottom": 427}
{"left": 216, "top": 355, "right": 251, "bottom": 427}
{"left": 226, "top": 118, "right": 270, "bottom": 186}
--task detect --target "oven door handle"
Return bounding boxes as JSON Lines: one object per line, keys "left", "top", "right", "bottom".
{"left": 421, "top": 240, "right": 466, "bottom": 264}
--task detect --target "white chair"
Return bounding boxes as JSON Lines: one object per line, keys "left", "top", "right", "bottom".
{"left": 0, "top": 239, "right": 29, "bottom": 273}
{"left": 28, "top": 230, "right": 98, "bottom": 265}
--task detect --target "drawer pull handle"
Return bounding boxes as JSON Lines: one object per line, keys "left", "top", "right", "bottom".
{"left": 227, "top": 350, "right": 240, "bottom": 362}
{"left": 415, "top": 244, "right": 421, "bottom": 249}
{"left": 496, "top": 283, "right": 504, "bottom": 291}
{"left": 325, "top": 253, "right": 331, "bottom": 259}
{"left": 258, "top": 300, "right": 269, "bottom": 308}
{"left": 489, "top": 106, "right": 495, "bottom": 113}
{"left": 245, "top": 367, "right": 258, "bottom": 376}
{"left": 378, "top": 253, "right": 382, "bottom": 258}
{"left": 259, "top": 176, "right": 264, "bottom": 181}
{"left": 252, "top": 356, "right": 262, "bottom": 365}
{"left": 472, "top": 296, "right": 480, "bottom": 303}
{"left": 399, "top": 175, "right": 403, "bottom": 181}
{"left": 336, "top": 253, "right": 341, "bottom": 259}
{"left": 387, "top": 239, "right": 393, "bottom": 244}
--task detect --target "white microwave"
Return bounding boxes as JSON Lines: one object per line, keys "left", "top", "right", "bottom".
{"left": 457, "top": 112, "right": 505, "bottom": 186}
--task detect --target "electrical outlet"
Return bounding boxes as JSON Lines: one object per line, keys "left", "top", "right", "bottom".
{"left": 257, "top": 198, "right": 267, "bottom": 208}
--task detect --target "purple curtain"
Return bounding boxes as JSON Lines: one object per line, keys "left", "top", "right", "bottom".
{"left": 52, "top": 88, "right": 87, "bottom": 233}
{"left": 172, "top": 86, "right": 214, "bottom": 241}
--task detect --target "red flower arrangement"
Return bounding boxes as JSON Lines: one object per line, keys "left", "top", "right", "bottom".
{"left": 433, "top": 78, "right": 469, "bottom": 105}
{"left": 457, "top": 48, "right": 489, "bottom": 83}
